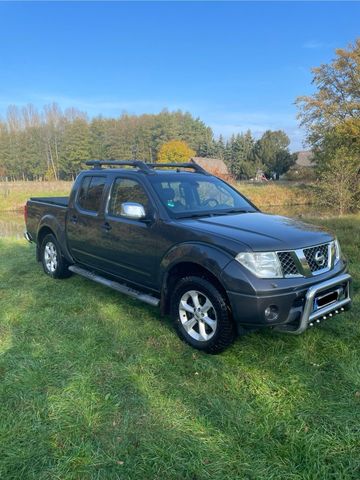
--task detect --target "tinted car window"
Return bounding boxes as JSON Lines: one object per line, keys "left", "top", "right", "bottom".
{"left": 152, "top": 175, "right": 255, "bottom": 217}
{"left": 77, "top": 176, "right": 106, "bottom": 212}
{"left": 108, "top": 178, "right": 150, "bottom": 217}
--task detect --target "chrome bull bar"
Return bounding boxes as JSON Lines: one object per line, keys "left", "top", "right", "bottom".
{"left": 275, "top": 273, "right": 352, "bottom": 335}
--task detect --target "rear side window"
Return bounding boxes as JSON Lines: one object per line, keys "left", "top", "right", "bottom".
{"left": 108, "top": 178, "right": 149, "bottom": 217}
{"left": 77, "top": 176, "right": 106, "bottom": 212}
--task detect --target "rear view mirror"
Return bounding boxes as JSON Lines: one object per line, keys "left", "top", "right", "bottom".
{"left": 120, "top": 202, "right": 146, "bottom": 220}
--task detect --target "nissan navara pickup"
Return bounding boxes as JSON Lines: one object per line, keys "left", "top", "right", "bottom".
{"left": 24, "top": 160, "right": 352, "bottom": 353}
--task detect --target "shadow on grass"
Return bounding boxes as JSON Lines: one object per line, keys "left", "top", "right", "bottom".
{"left": 0, "top": 239, "right": 359, "bottom": 480}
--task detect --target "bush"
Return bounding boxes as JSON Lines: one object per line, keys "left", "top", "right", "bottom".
{"left": 285, "top": 166, "right": 317, "bottom": 182}
{"left": 316, "top": 149, "right": 360, "bottom": 215}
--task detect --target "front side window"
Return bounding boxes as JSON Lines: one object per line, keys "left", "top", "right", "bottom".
{"left": 152, "top": 174, "right": 255, "bottom": 217}
{"left": 108, "top": 178, "right": 150, "bottom": 217}
{"left": 77, "top": 176, "right": 106, "bottom": 212}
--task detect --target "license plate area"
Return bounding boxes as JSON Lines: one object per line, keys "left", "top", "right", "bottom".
{"left": 313, "top": 286, "right": 345, "bottom": 311}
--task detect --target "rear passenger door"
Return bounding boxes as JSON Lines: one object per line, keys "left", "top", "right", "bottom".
{"left": 66, "top": 174, "right": 108, "bottom": 267}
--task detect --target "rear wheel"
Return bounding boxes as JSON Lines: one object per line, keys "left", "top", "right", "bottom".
{"left": 40, "top": 234, "right": 72, "bottom": 279}
{"left": 171, "top": 276, "right": 235, "bottom": 353}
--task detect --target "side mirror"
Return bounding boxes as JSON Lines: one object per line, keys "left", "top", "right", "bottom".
{"left": 120, "top": 202, "right": 146, "bottom": 220}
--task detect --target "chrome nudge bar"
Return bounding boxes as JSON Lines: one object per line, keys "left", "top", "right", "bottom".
{"left": 275, "top": 273, "right": 352, "bottom": 335}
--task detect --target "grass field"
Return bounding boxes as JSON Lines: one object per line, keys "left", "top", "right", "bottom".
{"left": 0, "top": 180, "right": 316, "bottom": 212}
{"left": 0, "top": 215, "right": 359, "bottom": 479}
{"left": 236, "top": 181, "right": 316, "bottom": 208}
{"left": 0, "top": 181, "right": 71, "bottom": 211}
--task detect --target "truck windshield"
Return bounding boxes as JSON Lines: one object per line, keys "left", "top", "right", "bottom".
{"left": 152, "top": 174, "right": 256, "bottom": 218}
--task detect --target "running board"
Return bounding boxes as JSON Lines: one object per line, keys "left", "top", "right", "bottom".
{"left": 68, "top": 265, "right": 160, "bottom": 307}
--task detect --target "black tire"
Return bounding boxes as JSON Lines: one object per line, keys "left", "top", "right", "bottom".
{"left": 170, "top": 276, "right": 236, "bottom": 354}
{"left": 40, "top": 233, "right": 72, "bottom": 279}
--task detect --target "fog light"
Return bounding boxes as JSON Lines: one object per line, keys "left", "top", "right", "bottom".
{"left": 264, "top": 305, "right": 279, "bottom": 321}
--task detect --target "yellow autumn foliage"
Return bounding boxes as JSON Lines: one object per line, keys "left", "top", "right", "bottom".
{"left": 157, "top": 140, "right": 195, "bottom": 164}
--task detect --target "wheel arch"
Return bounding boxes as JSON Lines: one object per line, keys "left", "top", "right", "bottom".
{"left": 36, "top": 225, "right": 56, "bottom": 261}
{"left": 159, "top": 242, "right": 233, "bottom": 316}
{"left": 36, "top": 216, "right": 73, "bottom": 263}
{"left": 162, "top": 260, "right": 232, "bottom": 313}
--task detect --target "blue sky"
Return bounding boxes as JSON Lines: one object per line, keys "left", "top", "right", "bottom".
{"left": 0, "top": 1, "right": 359, "bottom": 150}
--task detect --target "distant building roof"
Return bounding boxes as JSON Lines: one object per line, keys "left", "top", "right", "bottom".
{"left": 191, "top": 157, "right": 229, "bottom": 175}
{"left": 294, "top": 150, "right": 314, "bottom": 167}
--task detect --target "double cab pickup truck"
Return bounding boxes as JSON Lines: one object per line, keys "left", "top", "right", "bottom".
{"left": 25, "top": 160, "right": 352, "bottom": 353}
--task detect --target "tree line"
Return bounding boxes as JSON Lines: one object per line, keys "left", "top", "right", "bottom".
{"left": 0, "top": 107, "right": 215, "bottom": 180}
{"left": 0, "top": 104, "right": 295, "bottom": 181}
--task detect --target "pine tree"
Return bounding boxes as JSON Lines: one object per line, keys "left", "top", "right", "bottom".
{"left": 59, "top": 118, "right": 91, "bottom": 177}
{"left": 226, "top": 130, "right": 257, "bottom": 179}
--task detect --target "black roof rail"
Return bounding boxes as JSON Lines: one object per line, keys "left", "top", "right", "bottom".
{"left": 85, "top": 160, "right": 152, "bottom": 173}
{"left": 148, "top": 161, "right": 209, "bottom": 175}
{"left": 85, "top": 159, "right": 209, "bottom": 175}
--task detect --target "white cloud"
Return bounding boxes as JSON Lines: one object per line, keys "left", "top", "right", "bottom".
{"left": 302, "top": 40, "right": 334, "bottom": 50}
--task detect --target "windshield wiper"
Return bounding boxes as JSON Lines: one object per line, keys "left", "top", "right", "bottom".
{"left": 221, "top": 209, "right": 254, "bottom": 215}
{"left": 205, "top": 209, "right": 253, "bottom": 216}
{"left": 177, "top": 209, "right": 254, "bottom": 219}
{"left": 177, "top": 212, "right": 215, "bottom": 219}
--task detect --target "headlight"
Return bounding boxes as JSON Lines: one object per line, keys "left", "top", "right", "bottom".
{"left": 334, "top": 238, "right": 342, "bottom": 264}
{"left": 235, "top": 252, "right": 283, "bottom": 278}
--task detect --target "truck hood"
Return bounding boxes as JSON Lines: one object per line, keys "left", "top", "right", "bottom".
{"left": 178, "top": 212, "right": 333, "bottom": 251}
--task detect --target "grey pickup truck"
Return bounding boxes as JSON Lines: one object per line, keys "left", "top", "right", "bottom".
{"left": 25, "top": 160, "right": 352, "bottom": 353}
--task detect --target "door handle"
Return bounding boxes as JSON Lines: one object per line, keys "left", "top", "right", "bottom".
{"left": 70, "top": 215, "right": 78, "bottom": 224}
{"left": 101, "top": 222, "right": 112, "bottom": 232}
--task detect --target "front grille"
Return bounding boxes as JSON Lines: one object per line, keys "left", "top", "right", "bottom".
{"left": 303, "top": 243, "right": 329, "bottom": 273}
{"left": 277, "top": 242, "right": 332, "bottom": 278}
{"left": 277, "top": 251, "right": 299, "bottom": 277}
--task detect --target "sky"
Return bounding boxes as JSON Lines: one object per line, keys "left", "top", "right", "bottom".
{"left": 0, "top": 1, "right": 359, "bottom": 151}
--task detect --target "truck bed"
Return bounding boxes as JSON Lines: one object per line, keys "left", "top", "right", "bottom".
{"left": 29, "top": 196, "right": 69, "bottom": 207}
{"left": 26, "top": 196, "right": 69, "bottom": 243}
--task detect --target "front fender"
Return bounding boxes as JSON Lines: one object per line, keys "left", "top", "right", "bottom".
{"left": 159, "top": 242, "right": 233, "bottom": 288}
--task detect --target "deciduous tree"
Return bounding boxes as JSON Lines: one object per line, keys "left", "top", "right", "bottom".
{"left": 296, "top": 39, "right": 360, "bottom": 150}
{"left": 157, "top": 140, "right": 195, "bottom": 164}
{"left": 296, "top": 39, "right": 360, "bottom": 212}
{"left": 316, "top": 148, "right": 360, "bottom": 215}
{"left": 255, "top": 130, "right": 295, "bottom": 179}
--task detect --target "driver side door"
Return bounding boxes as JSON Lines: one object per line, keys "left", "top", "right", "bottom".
{"left": 98, "top": 176, "right": 163, "bottom": 289}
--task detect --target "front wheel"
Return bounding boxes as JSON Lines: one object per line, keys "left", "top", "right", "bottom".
{"left": 41, "top": 234, "right": 72, "bottom": 279}
{"left": 170, "top": 276, "right": 235, "bottom": 354}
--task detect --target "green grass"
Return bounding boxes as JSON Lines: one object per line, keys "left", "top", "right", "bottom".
{"left": 0, "top": 216, "right": 359, "bottom": 479}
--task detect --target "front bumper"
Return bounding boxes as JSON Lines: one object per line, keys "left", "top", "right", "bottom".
{"left": 273, "top": 273, "right": 351, "bottom": 334}
{"left": 226, "top": 271, "right": 352, "bottom": 334}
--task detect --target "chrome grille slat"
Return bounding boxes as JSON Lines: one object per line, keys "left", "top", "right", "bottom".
{"left": 277, "top": 242, "right": 332, "bottom": 278}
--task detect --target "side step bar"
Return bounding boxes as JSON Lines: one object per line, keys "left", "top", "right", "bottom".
{"left": 68, "top": 265, "right": 160, "bottom": 307}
